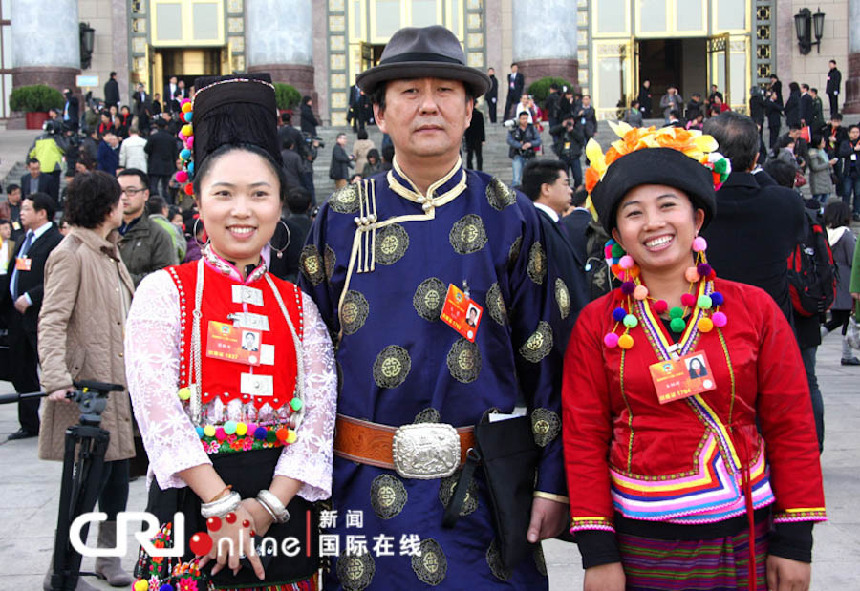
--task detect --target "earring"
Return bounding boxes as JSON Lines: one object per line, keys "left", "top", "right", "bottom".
{"left": 192, "top": 218, "right": 208, "bottom": 247}
{"left": 269, "top": 220, "right": 291, "bottom": 259}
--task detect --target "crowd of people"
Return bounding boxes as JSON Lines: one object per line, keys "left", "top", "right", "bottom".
{"left": 0, "top": 24, "right": 858, "bottom": 591}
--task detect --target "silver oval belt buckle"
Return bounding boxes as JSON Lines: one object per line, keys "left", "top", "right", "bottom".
{"left": 392, "top": 423, "right": 461, "bottom": 479}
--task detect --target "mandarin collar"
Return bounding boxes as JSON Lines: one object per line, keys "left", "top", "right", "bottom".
{"left": 202, "top": 244, "right": 267, "bottom": 284}
{"left": 387, "top": 156, "right": 467, "bottom": 209}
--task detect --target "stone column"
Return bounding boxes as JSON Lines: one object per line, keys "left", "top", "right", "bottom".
{"left": 845, "top": 0, "right": 860, "bottom": 114}
{"left": 10, "top": 0, "right": 80, "bottom": 91}
{"left": 512, "top": 1, "right": 578, "bottom": 90}
{"left": 246, "top": 0, "right": 314, "bottom": 99}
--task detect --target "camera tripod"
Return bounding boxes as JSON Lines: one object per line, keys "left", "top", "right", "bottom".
{"left": 0, "top": 380, "right": 123, "bottom": 591}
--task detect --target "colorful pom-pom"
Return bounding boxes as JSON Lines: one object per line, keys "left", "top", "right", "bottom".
{"left": 619, "top": 255, "right": 634, "bottom": 269}
{"left": 276, "top": 427, "right": 289, "bottom": 441}
{"left": 604, "top": 245, "right": 614, "bottom": 259}
{"left": 633, "top": 285, "right": 649, "bottom": 300}
{"left": 236, "top": 422, "right": 248, "bottom": 436}
{"left": 184, "top": 183, "right": 195, "bottom": 196}
{"left": 290, "top": 398, "right": 303, "bottom": 412}
{"left": 187, "top": 161, "right": 195, "bottom": 174}
{"left": 712, "top": 311, "right": 727, "bottom": 327}
{"left": 184, "top": 111, "right": 193, "bottom": 123}
{"left": 203, "top": 425, "right": 216, "bottom": 437}
{"left": 134, "top": 580, "right": 149, "bottom": 591}
{"left": 181, "top": 124, "right": 193, "bottom": 137}
{"left": 180, "top": 148, "right": 192, "bottom": 160}
{"left": 223, "top": 420, "right": 237, "bottom": 435}
{"left": 710, "top": 292, "right": 724, "bottom": 306}
{"left": 714, "top": 158, "right": 728, "bottom": 174}
{"left": 623, "top": 314, "right": 638, "bottom": 328}
{"left": 670, "top": 317, "right": 686, "bottom": 332}
{"left": 628, "top": 265, "right": 641, "bottom": 278}
{"left": 176, "top": 170, "right": 188, "bottom": 183}
{"left": 195, "top": 426, "right": 204, "bottom": 437}
{"left": 621, "top": 281, "right": 635, "bottom": 295}
{"left": 618, "top": 334, "right": 634, "bottom": 349}
{"left": 177, "top": 387, "right": 191, "bottom": 400}
{"left": 680, "top": 293, "right": 697, "bottom": 307}
{"left": 697, "top": 263, "right": 712, "bottom": 277}
{"left": 612, "top": 307, "right": 627, "bottom": 322}
{"left": 698, "top": 317, "right": 714, "bottom": 332}
{"left": 286, "top": 430, "right": 297, "bottom": 444}
{"left": 611, "top": 243, "right": 625, "bottom": 258}
{"left": 181, "top": 98, "right": 192, "bottom": 108}
{"left": 692, "top": 236, "right": 708, "bottom": 252}
{"left": 159, "top": 584, "right": 175, "bottom": 591}
{"left": 684, "top": 266, "right": 700, "bottom": 283}
{"left": 603, "top": 333, "right": 620, "bottom": 348}
{"left": 669, "top": 306, "right": 684, "bottom": 319}
{"left": 215, "top": 427, "right": 226, "bottom": 441}
{"left": 697, "top": 295, "right": 713, "bottom": 309}
{"left": 653, "top": 300, "right": 668, "bottom": 314}
{"left": 254, "top": 427, "right": 268, "bottom": 440}
{"left": 611, "top": 264, "right": 623, "bottom": 278}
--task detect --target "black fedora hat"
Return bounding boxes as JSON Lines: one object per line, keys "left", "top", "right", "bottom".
{"left": 355, "top": 25, "right": 490, "bottom": 96}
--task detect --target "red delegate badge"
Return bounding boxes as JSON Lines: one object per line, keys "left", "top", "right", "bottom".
{"left": 440, "top": 284, "right": 483, "bottom": 343}
{"left": 649, "top": 351, "right": 716, "bottom": 405}
{"left": 205, "top": 321, "right": 262, "bottom": 366}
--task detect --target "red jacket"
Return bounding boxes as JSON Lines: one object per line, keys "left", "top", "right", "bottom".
{"left": 562, "top": 278, "right": 825, "bottom": 532}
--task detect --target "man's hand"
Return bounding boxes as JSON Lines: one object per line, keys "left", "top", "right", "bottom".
{"left": 584, "top": 563, "right": 625, "bottom": 591}
{"left": 48, "top": 388, "right": 75, "bottom": 403}
{"left": 526, "top": 496, "right": 568, "bottom": 543}
{"left": 766, "top": 555, "right": 811, "bottom": 591}
{"left": 14, "top": 295, "right": 30, "bottom": 314}
{"left": 522, "top": 142, "right": 532, "bottom": 150}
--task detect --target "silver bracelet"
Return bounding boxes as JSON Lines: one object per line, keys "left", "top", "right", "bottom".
{"left": 256, "top": 490, "right": 291, "bottom": 523}
{"left": 200, "top": 491, "right": 241, "bottom": 518}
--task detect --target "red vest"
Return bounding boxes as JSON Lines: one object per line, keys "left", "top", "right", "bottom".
{"left": 167, "top": 260, "right": 304, "bottom": 412}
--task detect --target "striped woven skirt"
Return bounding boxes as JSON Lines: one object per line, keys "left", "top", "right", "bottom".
{"left": 617, "top": 518, "right": 768, "bottom": 591}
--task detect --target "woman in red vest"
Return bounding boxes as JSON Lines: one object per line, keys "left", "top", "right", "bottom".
{"left": 126, "top": 74, "right": 335, "bottom": 591}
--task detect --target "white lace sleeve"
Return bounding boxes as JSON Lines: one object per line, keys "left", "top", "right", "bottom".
{"left": 274, "top": 291, "right": 336, "bottom": 501}
{"left": 125, "top": 270, "right": 211, "bottom": 490}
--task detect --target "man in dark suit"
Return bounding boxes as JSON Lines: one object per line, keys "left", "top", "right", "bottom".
{"left": 61, "top": 89, "right": 79, "bottom": 132}
{"left": 145, "top": 119, "right": 180, "bottom": 201}
{"left": 521, "top": 159, "right": 587, "bottom": 354}
{"left": 484, "top": 67, "right": 499, "bottom": 123}
{"left": 133, "top": 83, "right": 151, "bottom": 133}
{"left": 504, "top": 62, "right": 525, "bottom": 121}
{"left": 464, "top": 107, "right": 485, "bottom": 170}
{"left": 6, "top": 193, "right": 62, "bottom": 440}
{"left": 348, "top": 84, "right": 363, "bottom": 132}
{"left": 800, "top": 84, "right": 814, "bottom": 127}
{"left": 20, "top": 158, "right": 58, "bottom": 202}
{"left": 104, "top": 71, "right": 120, "bottom": 109}
{"left": 826, "top": 60, "right": 841, "bottom": 116}
{"left": 561, "top": 187, "right": 591, "bottom": 272}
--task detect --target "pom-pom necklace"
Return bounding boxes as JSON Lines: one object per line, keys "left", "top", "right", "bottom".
{"left": 603, "top": 236, "right": 727, "bottom": 350}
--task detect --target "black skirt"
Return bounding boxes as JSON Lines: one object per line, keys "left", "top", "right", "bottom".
{"left": 140, "top": 447, "right": 319, "bottom": 589}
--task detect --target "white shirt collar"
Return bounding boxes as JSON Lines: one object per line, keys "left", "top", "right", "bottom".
{"left": 533, "top": 202, "right": 559, "bottom": 222}
{"left": 29, "top": 221, "right": 53, "bottom": 241}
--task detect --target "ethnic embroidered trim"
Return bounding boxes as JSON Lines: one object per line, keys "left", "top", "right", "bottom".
{"left": 570, "top": 516, "right": 615, "bottom": 534}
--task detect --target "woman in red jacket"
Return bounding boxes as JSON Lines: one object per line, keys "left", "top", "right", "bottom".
{"left": 563, "top": 125, "right": 826, "bottom": 591}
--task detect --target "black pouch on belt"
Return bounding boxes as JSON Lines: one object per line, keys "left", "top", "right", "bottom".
{"left": 441, "top": 414, "right": 540, "bottom": 570}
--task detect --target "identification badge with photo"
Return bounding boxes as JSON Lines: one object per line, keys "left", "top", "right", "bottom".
{"left": 205, "top": 321, "right": 262, "bottom": 366}
{"left": 15, "top": 257, "right": 32, "bottom": 271}
{"left": 649, "top": 351, "right": 716, "bottom": 405}
{"left": 440, "top": 283, "right": 483, "bottom": 343}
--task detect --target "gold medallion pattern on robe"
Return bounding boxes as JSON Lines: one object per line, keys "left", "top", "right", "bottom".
{"left": 373, "top": 345, "right": 411, "bottom": 389}
{"left": 300, "top": 244, "right": 325, "bottom": 285}
{"left": 324, "top": 244, "right": 337, "bottom": 280}
{"left": 527, "top": 242, "right": 548, "bottom": 285}
{"left": 519, "top": 321, "right": 553, "bottom": 363}
{"left": 534, "top": 545, "right": 548, "bottom": 577}
{"left": 531, "top": 408, "right": 561, "bottom": 448}
{"left": 411, "top": 538, "right": 447, "bottom": 586}
{"left": 329, "top": 184, "right": 360, "bottom": 214}
{"left": 340, "top": 290, "right": 369, "bottom": 335}
{"left": 370, "top": 474, "right": 407, "bottom": 519}
{"left": 439, "top": 469, "right": 479, "bottom": 516}
{"left": 486, "top": 538, "right": 512, "bottom": 581}
{"left": 485, "top": 283, "right": 508, "bottom": 326}
{"left": 446, "top": 338, "right": 482, "bottom": 383}
{"left": 375, "top": 223, "right": 409, "bottom": 265}
{"left": 449, "top": 214, "right": 488, "bottom": 255}
{"left": 486, "top": 178, "right": 517, "bottom": 210}
{"left": 507, "top": 235, "right": 523, "bottom": 270}
{"left": 414, "top": 408, "right": 442, "bottom": 423}
{"left": 555, "top": 277, "right": 571, "bottom": 319}
{"left": 413, "top": 277, "right": 446, "bottom": 322}
{"left": 336, "top": 548, "right": 376, "bottom": 590}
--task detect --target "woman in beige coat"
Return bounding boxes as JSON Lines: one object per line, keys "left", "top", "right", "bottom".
{"left": 38, "top": 170, "right": 136, "bottom": 590}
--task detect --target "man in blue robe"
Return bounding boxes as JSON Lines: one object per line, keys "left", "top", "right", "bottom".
{"left": 300, "top": 25, "right": 569, "bottom": 590}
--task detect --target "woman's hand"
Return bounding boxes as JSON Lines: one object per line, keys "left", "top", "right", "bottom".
{"left": 766, "top": 555, "right": 811, "bottom": 591}
{"left": 201, "top": 503, "right": 264, "bottom": 580}
{"left": 48, "top": 388, "right": 75, "bottom": 403}
{"left": 584, "top": 562, "right": 625, "bottom": 591}
{"left": 851, "top": 292, "right": 860, "bottom": 302}
{"left": 241, "top": 497, "right": 275, "bottom": 539}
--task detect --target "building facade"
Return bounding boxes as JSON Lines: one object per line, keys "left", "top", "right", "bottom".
{"left": 3, "top": 0, "right": 858, "bottom": 122}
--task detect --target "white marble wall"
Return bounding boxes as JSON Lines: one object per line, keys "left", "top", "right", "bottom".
{"left": 850, "top": 0, "right": 860, "bottom": 54}
{"left": 511, "top": 0, "right": 577, "bottom": 61}
{"left": 10, "top": 0, "right": 80, "bottom": 68}
{"left": 246, "top": 0, "right": 313, "bottom": 67}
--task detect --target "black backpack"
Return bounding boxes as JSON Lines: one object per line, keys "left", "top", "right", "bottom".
{"left": 786, "top": 209, "right": 837, "bottom": 317}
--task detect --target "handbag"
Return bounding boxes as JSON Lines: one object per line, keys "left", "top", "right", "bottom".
{"left": 794, "top": 170, "right": 807, "bottom": 188}
{"left": 848, "top": 302, "right": 860, "bottom": 350}
{"left": 442, "top": 414, "right": 540, "bottom": 570}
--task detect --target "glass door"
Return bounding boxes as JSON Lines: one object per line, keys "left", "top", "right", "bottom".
{"left": 706, "top": 33, "right": 730, "bottom": 108}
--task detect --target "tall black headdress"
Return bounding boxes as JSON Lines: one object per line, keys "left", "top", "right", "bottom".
{"left": 176, "top": 74, "right": 282, "bottom": 197}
